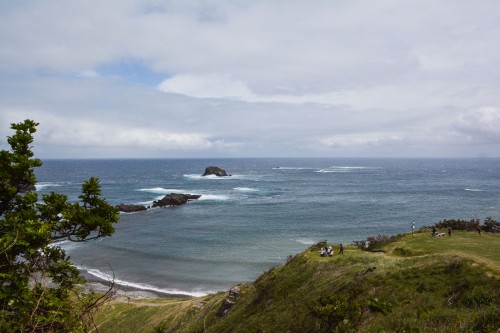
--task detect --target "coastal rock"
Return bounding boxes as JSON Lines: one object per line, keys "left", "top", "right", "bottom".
{"left": 152, "top": 193, "right": 201, "bottom": 207}
{"left": 218, "top": 297, "right": 236, "bottom": 317}
{"left": 116, "top": 204, "right": 147, "bottom": 213}
{"left": 202, "top": 166, "right": 230, "bottom": 177}
{"left": 229, "top": 286, "right": 241, "bottom": 297}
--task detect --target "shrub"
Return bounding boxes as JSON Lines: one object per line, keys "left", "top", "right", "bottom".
{"left": 482, "top": 217, "right": 500, "bottom": 233}
{"left": 433, "top": 218, "right": 480, "bottom": 231}
{"left": 352, "top": 234, "right": 403, "bottom": 251}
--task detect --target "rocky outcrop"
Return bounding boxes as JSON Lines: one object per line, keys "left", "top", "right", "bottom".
{"left": 202, "top": 166, "right": 230, "bottom": 177}
{"left": 218, "top": 285, "right": 241, "bottom": 317}
{"left": 152, "top": 193, "right": 201, "bottom": 207}
{"left": 116, "top": 193, "right": 201, "bottom": 212}
{"left": 116, "top": 204, "right": 147, "bottom": 213}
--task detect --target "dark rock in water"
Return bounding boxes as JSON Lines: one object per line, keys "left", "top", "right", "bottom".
{"left": 202, "top": 166, "right": 230, "bottom": 177}
{"left": 116, "top": 204, "right": 147, "bottom": 213}
{"left": 152, "top": 193, "right": 201, "bottom": 207}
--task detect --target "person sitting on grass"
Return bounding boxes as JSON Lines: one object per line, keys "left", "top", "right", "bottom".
{"left": 327, "top": 245, "right": 333, "bottom": 256}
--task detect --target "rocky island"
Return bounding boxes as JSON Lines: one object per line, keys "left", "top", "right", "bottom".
{"left": 152, "top": 193, "right": 201, "bottom": 207}
{"left": 202, "top": 166, "right": 230, "bottom": 177}
{"left": 116, "top": 193, "right": 201, "bottom": 212}
{"left": 116, "top": 204, "right": 148, "bottom": 213}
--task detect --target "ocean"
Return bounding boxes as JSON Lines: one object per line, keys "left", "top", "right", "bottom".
{"left": 35, "top": 158, "right": 500, "bottom": 297}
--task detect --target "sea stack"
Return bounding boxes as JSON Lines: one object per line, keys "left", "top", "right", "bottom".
{"left": 116, "top": 204, "right": 148, "bottom": 213}
{"left": 202, "top": 166, "right": 230, "bottom": 177}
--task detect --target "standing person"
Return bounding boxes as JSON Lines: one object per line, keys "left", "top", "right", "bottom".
{"left": 476, "top": 226, "right": 482, "bottom": 235}
{"left": 447, "top": 227, "right": 452, "bottom": 237}
{"left": 411, "top": 221, "right": 415, "bottom": 236}
{"left": 339, "top": 243, "right": 344, "bottom": 254}
{"left": 432, "top": 227, "right": 436, "bottom": 237}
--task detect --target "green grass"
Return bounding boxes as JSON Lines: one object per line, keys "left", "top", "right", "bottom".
{"left": 94, "top": 231, "right": 500, "bottom": 332}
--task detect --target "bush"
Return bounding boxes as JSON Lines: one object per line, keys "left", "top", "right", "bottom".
{"left": 482, "top": 217, "right": 500, "bottom": 233}
{"left": 433, "top": 218, "right": 479, "bottom": 231}
{"left": 352, "top": 234, "right": 403, "bottom": 251}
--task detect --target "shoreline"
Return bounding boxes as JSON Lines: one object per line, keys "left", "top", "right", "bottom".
{"left": 79, "top": 271, "right": 199, "bottom": 300}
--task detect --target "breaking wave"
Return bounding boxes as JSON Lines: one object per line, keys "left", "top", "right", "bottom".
{"left": 316, "top": 166, "right": 372, "bottom": 173}
{"left": 198, "top": 194, "right": 232, "bottom": 202}
{"left": 234, "top": 187, "right": 259, "bottom": 192}
{"left": 82, "top": 267, "right": 212, "bottom": 297}
{"left": 137, "top": 187, "right": 182, "bottom": 194}
{"left": 35, "top": 182, "right": 63, "bottom": 190}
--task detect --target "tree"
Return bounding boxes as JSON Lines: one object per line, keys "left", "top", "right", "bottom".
{"left": 0, "top": 120, "right": 119, "bottom": 332}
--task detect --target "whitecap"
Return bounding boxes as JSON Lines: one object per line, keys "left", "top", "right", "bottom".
{"left": 234, "top": 187, "right": 259, "bottom": 192}
{"left": 198, "top": 194, "right": 232, "bottom": 202}
{"left": 316, "top": 166, "right": 370, "bottom": 173}
{"left": 184, "top": 174, "right": 221, "bottom": 180}
{"left": 35, "top": 182, "right": 63, "bottom": 190}
{"left": 273, "top": 167, "right": 316, "bottom": 170}
{"left": 465, "top": 188, "right": 483, "bottom": 192}
{"left": 136, "top": 187, "right": 182, "bottom": 194}
{"left": 82, "top": 267, "right": 212, "bottom": 297}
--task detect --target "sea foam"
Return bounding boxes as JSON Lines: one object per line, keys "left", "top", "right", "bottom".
{"left": 273, "top": 166, "right": 316, "bottom": 170}
{"left": 234, "top": 187, "right": 259, "bottom": 192}
{"left": 316, "top": 166, "right": 371, "bottom": 173}
{"left": 198, "top": 194, "right": 232, "bottom": 202}
{"left": 137, "top": 187, "right": 182, "bottom": 194}
{"left": 82, "top": 267, "right": 212, "bottom": 297}
{"left": 35, "top": 182, "right": 63, "bottom": 190}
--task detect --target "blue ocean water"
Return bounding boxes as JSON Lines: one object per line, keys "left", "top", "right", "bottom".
{"left": 35, "top": 158, "right": 500, "bottom": 296}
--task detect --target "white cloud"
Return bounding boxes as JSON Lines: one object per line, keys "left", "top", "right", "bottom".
{"left": 454, "top": 107, "right": 500, "bottom": 143}
{"left": 158, "top": 74, "right": 255, "bottom": 100}
{"left": 320, "top": 132, "right": 404, "bottom": 148}
{"left": 0, "top": 1, "right": 499, "bottom": 158}
{"left": 42, "top": 121, "right": 212, "bottom": 150}
{"left": 77, "top": 70, "right": 100, "bottom": 78}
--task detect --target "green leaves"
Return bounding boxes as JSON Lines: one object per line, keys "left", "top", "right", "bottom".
{"left": 0, "top": 119, "right": 41, "bottom": 216}
{"left": 0, "top": 119, "right": 119, "bottom": 332}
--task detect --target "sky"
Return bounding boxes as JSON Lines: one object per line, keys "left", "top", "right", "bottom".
{"left": 1, "top": 0, "right": 500, "bottom": 158}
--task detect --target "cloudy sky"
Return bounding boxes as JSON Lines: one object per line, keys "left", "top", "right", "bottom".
{"left": 1, "top": 0, "right": 499, "bottom": 158}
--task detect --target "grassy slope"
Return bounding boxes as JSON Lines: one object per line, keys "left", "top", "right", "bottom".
{"left": 94, "top": 231, "right": 500, "bottom": 333}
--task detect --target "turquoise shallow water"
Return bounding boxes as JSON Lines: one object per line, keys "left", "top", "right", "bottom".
{"left": 35, "top": 158, "right": 500, "bottom": 296}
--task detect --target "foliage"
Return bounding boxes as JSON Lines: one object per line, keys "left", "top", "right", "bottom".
{"left": 311, "top": 294, "right": 362, "bottom": 332}
{"left": 482, "top": 217, "right": 500, "bottom": 233}
{"left": 432, "top": 218, "right": 480, "bottom": 231}
{"left": 0, "top": 120, "right": 119, "bottom": 332}
{"left": 352, "top": 234, "right": 403, "bottom": 251}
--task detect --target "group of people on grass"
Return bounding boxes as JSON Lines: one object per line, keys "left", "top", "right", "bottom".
{"left": 320, "top": 243, "right": 344, "bottom": 257}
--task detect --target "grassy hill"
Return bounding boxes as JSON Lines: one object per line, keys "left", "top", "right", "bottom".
{"left": 93, "top": 231, "right": 499, "bottom": 332}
